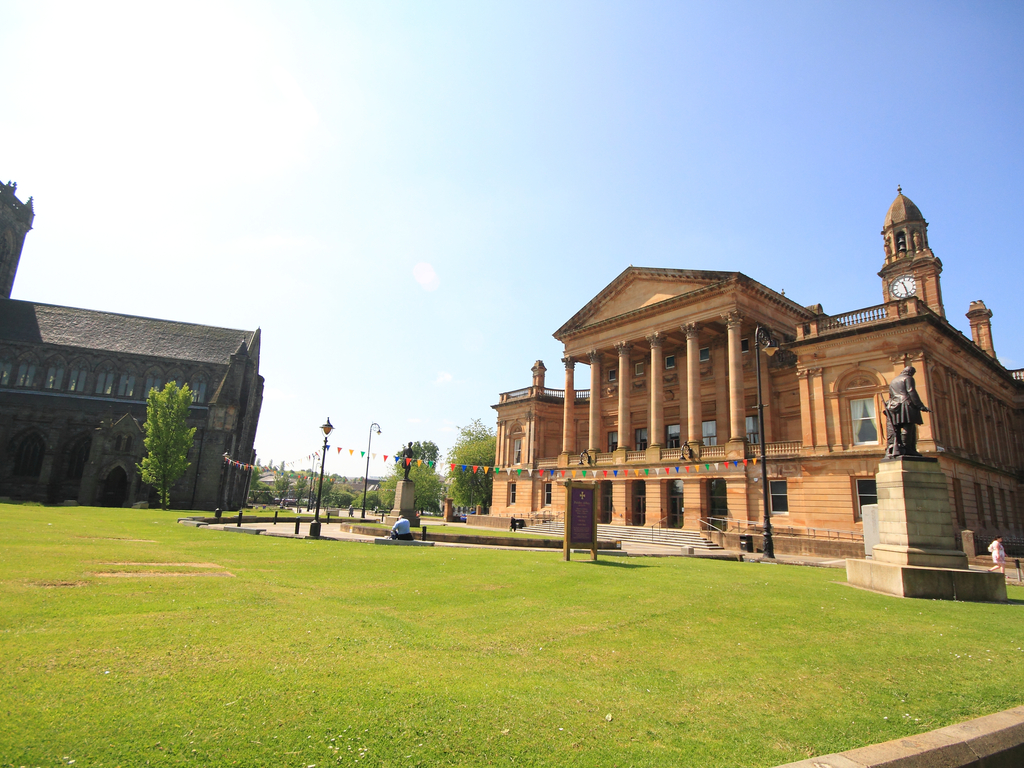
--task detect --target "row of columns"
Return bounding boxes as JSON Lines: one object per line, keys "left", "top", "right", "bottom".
{"left": 561, "top": 315, "right": 756, "bottom": 454}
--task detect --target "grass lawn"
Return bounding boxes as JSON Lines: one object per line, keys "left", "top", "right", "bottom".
{"left": 0, "top": 503, "right": 1021, "bottom": 768}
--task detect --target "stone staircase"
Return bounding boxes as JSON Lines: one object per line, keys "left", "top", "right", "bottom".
{"left": 522, "top": 521, "right": 723, "bottom": 550}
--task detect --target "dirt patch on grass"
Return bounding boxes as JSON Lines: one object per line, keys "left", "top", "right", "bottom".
{"left": 30, "top": 580, "right": 89, "bottom": 588}
{"left": 91, "top": 571, "right": 235, "bottom": 578}
{"left": 74, "top": 536, "right": 158, "bottom": 542}
{"left": 98, "top": 562, "right": 224, "bottom": 568}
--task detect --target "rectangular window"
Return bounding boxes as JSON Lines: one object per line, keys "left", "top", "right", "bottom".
{"left": 513, "top": 438, "right": 522, "bottom": 464}
{"left": 999, "top": 488, "right": 1008, "bottom": 529}
{"left": 741, "top": 338, "right": 750, "bottom": 353}
{"left": 702, "top": 420, "right": 717, "bottom": 446}
{"left": 635, "top": 362, "right": 644, "bottom": 376}
{"left": 988, "top": 486, "right": 997, "bottom": 526}
{"left": 45, "top": 366, "right": 64, "bottom": 390}
{"left": 635, "top": 427, "right": 648, "bottom": 451}
{"left": 975, "top": 482, "right": 986, "bottom": 527}
{"left": 118, "top": 374, "right": 136, "bottom": 398}
{"left": 608, "top": 431, "right": 618, "bottom": 452}
{"left": 769, "top": 480, "right": 789, "bottom": 513}
{"left": 0, "top": 361, "right": 10, "bottom": 386}
{"left": 508, "top": 482, "right": 516, "bottom": 505}
{"left": 544, "top": 483, "right": 552, "bottom": 506}
{"left": 145, "top": 376, "right": 162, "bottom": 394}
{"left": 16, "top": 363, "right": 36, "bottom": 387}
{"left": 192, "top": 381, "right": 206, "bottom": 403}
{"left": 666, "top": 424, "right": 680, "bottom": 449}
{"left": 608, "top": 369, "right": 617, "bottom": 382}
{"left": 952, "top": 478, "right": 965, "bottom": 528}
{"left": 856, "top": 478, "right": 877, "bottom": 521}
{"left": 851, "top": 397, "right": 878, "bottom": 444}
{"left": 746, "top": 415, "right": 759, "bottom": 444}
{"left": 699, "top": 347, "right": 710, "bottom": 362}
{"left": 665, "top": 355, "right": 675, "bottom": 369}
{"left": 95, "top": 372, "right": 114, "bottom": 395}
{"left": 67, "top": 369, "right": 85, "bottom": 392}
{"left": 602, "top": 482, "right": 613, "bottom": 523}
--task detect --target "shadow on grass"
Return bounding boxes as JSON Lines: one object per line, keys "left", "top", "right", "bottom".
{"left": 582, "top": 559, "right": 651, "bottom": 569}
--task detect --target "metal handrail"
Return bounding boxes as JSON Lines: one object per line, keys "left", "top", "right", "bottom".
{"left": 700, "top": 516, "right": 863, "bottom": 542}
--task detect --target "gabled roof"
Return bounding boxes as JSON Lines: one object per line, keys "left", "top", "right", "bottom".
{"left": 0, "top": 298, "right": 255, "bottom": 365}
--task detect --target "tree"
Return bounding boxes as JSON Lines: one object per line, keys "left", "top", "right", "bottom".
{"left": 273, "top": 473, "right": 293, "bottom": 504}
{"left": 293, "top": 474, "right": 309, "bottom": 505}
{"left": 446, "top": 420, "right": 496, "bottom": 508}
{"left": 380, "top": 440, "right": 445, "bottom": 513}
{"left": 138, "top": 382, "right": 197, "bottom": 510}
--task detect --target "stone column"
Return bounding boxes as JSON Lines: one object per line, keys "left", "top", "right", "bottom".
{"left": 797, "top": 369, "right": 814, "bottom": 448}
{"left": 726, "top": 312, "right": 745, "bottom": 444}
{"left": 682, "top": 478, "right": 707, "bottom": 531}
{"left": 615, "top": 342, "right": 632, "bottom": 451}
{"left": 611, "top": 479, "right": 629, "bottom": 525}
{"left": 647, "top": 333, "right": 664, "bottom": 448}
{"left": 647, "top": 479, "right": 667, "bottom": 527}
{"left": 588, "top": 350, "right": 601, "bottom": 452}
{"left": 684, "top": 324, "right": 701, "bottom": 445}
{"left": 561, "top": 357, "right": 575, "bottom": 455}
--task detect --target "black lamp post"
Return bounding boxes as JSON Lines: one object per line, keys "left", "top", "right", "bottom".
{"left": 361, "top": 422, "right": 381, "bottom": 519}
{"left": 309, "top": 418, "right": 333, "bottom": 538}
{"left": 754, "top": 325, "right": 778, "bottom": 559}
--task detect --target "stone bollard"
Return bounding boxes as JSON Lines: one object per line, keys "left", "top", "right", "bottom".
{"left": 961, "top": 529, "right": 976, "bottom": 558}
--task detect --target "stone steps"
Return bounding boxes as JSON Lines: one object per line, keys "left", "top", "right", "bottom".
{"left": 523, "top": 521, "right": 723, "bottom": 550}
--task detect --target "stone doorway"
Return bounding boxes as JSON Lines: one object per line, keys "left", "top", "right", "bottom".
{"left": 708, "top": 478, "right": 728, "bottom": 522}
{"left": 99, "top": 466, "right": 129, "bottom": 507}
{"left": 632, "top": 480, "right": 646, "bottom": 526}
{"left": 669, "top": 479, "right": 684, "bottom": 528}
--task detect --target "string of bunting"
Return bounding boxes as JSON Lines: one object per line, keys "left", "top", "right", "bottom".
{"left": 447, "top": 457, "right": 759, "bottom": 478}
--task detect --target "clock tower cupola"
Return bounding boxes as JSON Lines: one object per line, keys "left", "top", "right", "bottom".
{"left": 877, "top": 187, "right": 944, "bottom": 316}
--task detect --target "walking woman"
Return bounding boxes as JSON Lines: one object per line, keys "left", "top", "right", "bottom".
{"left": 988, "top": 536, "right": 1006, "bottom": 574}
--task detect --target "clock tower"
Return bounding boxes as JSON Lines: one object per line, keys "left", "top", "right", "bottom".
{"left": 877, "top": 187, "right": 944, "bottom": 317}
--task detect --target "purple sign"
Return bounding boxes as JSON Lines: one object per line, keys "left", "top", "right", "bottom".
{"left": 570, "top": 486, "right": 595, "bottom": 544}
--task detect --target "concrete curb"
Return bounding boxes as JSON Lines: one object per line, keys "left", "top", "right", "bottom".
{"left": 222, "top": 527, "right": 264, "bottom": 535}
{"left": 777, "top": 704, "right": 1024, "bottom": 767}
{"left": 373, "top": 538, "right": 435, "bottom": 547}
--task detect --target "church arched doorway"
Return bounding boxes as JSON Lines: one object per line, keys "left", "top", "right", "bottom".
{"left": 100, "top": 466, "right": 129, "bottom": 507}
{"left": 13, "top": 432, "right": 46, "bottom": 477}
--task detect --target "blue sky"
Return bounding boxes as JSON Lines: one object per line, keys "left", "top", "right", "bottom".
{"left": 2, "top": 1, "right": 1022, "bottom": 476}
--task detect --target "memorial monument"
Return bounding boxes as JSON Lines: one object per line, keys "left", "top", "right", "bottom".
{"left": 393, "top": 442, "right": 418, "bottom": 526}
{"left": 847, "top": 368, "right": 1006, "bottom": 602}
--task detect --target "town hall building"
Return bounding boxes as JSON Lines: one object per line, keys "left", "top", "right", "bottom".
{"left": 491, "top": 190, "right": 1023, "bottom": 541}
{"left": 0, "top": 180, "right": 262, "bottom": 509}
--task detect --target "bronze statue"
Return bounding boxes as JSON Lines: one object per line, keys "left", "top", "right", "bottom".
{"left": 884, "top": 365, "right": 930, "bottom": 457}
{"left": 402, "top": 442, "right": 414, "bottom": 481}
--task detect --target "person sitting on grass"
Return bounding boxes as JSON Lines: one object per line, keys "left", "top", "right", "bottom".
{"left": 390, "top": 516, "right": 414, "bottom": 541}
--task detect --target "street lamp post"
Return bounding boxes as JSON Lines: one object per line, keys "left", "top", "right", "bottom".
{"left": 309, "top": 418, "right": 333, "bottom": 538}
{"left": 361, "top": 422, "right": 381, "bottom": 519}
{"left": 754, "top": 325, "right": 778, "bottom": 559}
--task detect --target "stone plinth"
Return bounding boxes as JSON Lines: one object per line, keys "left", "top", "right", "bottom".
{"left": 395, "top": 480, "right": 418, "bottom": 525}
{"left": 847, "top": 457, "right": 1005, "bottom": 602}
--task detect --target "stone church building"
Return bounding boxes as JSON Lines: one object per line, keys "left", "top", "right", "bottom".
{"left": 0, "top": 180, "right": 262, "bottom": 509}
{"left": 492, "top": 190, "right": 1023, "bottom": 539}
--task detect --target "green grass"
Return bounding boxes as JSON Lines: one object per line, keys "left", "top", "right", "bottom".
{"left": 0, "top": 504, "right": 1021, "bottom": 768}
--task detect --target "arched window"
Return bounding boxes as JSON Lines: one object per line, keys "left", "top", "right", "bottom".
{"left": 117, "top": 372, "right": 137, "bottom": 398}
{"left": 13, "top": 432, "right": 46, "bottom": 477}
{"left": 94, "top": 364, "right": 116, "bottom": 395}
{"left": 167, "top": 370, "right": 185, "bottom": 390}
{"left": 65, "top": 435, "right": 91, "bottom": 481}
{"left": 190, "top": 375, "right": 208, "bottom": 404}
{"left": 15, "top": 360, "right": 37, "bottom": 388}
{"left": 144, "top": 369, "right": 163, "bottom": 396}
{"left": 67, "top": 361, "right": 89, "bottom": 392}
{"left": 895, "top": 231, "right": 907, "bottom": 252}
{"left": 0, "top": 359, "right": 11, "bottom": 386}
{"left": 44, "top": 358, "right": 66, "bottom": 390}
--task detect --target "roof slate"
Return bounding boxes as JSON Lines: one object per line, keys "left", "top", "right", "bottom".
{"left": 0, "top": 299, "right": 254, "bottom": 364}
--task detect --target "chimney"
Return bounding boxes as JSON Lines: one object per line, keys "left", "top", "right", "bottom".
{"left": 531, "top": 360, "right": 546, "bottom": 389}
{"left": 966, "top": 300, "right": 996, "bottom": 358}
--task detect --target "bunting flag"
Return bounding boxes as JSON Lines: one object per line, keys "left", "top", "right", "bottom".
{"left": 349, "top": 449, "right": 354, "bottom": 456}
{"left": 384, "top": 455, "right": 388, "bottom": 462}
{"left": 417, "top": 459, "right": 422, "bottom": 466}
{"left": 361, "top": 451, "right": 365, "bottom": 458}
{"left": 571, "top": 470, "right": 577, "bottom": 479}
{"left": 337, "top": 447, "right": 342, "bottom": 454}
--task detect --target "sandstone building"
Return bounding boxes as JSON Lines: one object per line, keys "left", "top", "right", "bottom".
{"left": 492, "top": 190, "right": 1023, "bottom": 540}
{"left": 0, "top": 180, "right": 262, "bottom": 509}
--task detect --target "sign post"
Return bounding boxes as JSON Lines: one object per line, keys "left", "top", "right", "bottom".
{"left": 564, "top": 482, "right": 598, "bottom": 562}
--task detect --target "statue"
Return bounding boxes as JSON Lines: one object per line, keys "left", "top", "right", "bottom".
{"left": 884, "top": 366, "right": 930, "bottom": 457}
{"left": 402, "top": 442, "right": 414, "bottom": 481}
{"left": 883, "top": 235, "right": 892, "bottom": 257}
{"left": 912, "top": 230, "right": 922, "bottom": 250}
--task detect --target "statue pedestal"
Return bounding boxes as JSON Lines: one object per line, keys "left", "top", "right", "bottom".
{"left": 395, "top": 480, "right": 418, "bottom": 526}
{"left": 846, "top": 457, "right": 1005, "bottom": 602}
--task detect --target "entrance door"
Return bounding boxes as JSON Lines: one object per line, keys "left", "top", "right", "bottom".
{"left": 708, "top": 478, "right": 728, "bottom": 527}
{"left": 669, "top": 479, "right": 684, "bottom": 527}
{"left": 100, "top": 467, "right": 129, "bottom": 508}
{"left": 632, "top": 481, "right": 646, "bottom": 526}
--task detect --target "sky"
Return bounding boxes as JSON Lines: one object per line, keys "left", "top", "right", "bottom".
{"left": 2, "top": 1, "right": 1022, "bottom": 477}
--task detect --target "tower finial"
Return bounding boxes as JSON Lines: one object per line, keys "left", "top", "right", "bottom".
{"left": 897, "top": 184, "right": 902, "bottom": 194}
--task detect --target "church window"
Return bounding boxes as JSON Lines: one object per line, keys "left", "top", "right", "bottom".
{"left": 699, "top": 347, "right": 710, "bottom": 362}
{"left": 16, "top": 362, "right": 37, "bottom": 387}
{"left": 67, "top": 366, "right": 88, "bottom": 392}
{"left": 94, "top": 369, "right": 115, "bottom": 395}
{"left": 665, "top": 355, "right": 675, "bottom": 369}
{"left": 508, "top": 482, "right": 517, "bottom": 505}
{"left": 666, "top": 424, "right": 680, "bottom": 449}
{"left": 118, "top": 374, "right": 136, "bottom": 398}
{"left": 850, "top": 398, "right": 878, "bottom": 444}
{"left": 44, "top": 365, "right": 64, "bottom": 390}
{"left": 0, "top": 360, "right": 12, "bottom": 386}
{"left": 607, "top": 431, "right": 618, "bottom": 452}
{"left": 191, "top": 377, "right": 207, "bottom": 404}
{"left": 66, "top": 435, "right": 91, "bottom": 481}
{"left": 769, "top": 480, "right": 789, "bottom": 513}
{"left": 635, "top": 428, "right": 648, "bottom": 451}
{"left": 635, "top": 362, "right": 644, "bottom": 376}
{"left": 13, "top": 432, "right": 45, "bottom": 477}
{"left": 608, "top": 369, "right": 617, "bottom": 382}
{"left": 746, "top": 415, "right": 759, "bottom": 444}
{"left": 702, "top": 420, "right": 717, "bottom": 446}
{"left": 145, "top": 374, "right": 163, "bottom": 394}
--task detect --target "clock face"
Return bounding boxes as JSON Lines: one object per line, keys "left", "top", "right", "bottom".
{"left": 889, "top": 274, "right": 917, "bottom": 299}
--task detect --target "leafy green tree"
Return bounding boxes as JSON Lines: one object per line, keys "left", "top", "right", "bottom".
{"left": 351, "top": 490, "right": 380, "bottom": 510}
{"left": 138, "top": 382, "right": 197, "bottom": 510}
{"left": 380, "top": 440, "right": 444, "bottom": 513}
{"left": 333, "top": 488, "right": 355, "bottom": 508}
{"left": 446, "top": 420, "right": 496, "bottom": 508}
{"left": 273, "top": 473, "right": 293, "bottom": 504}
{"left": 293, "top": 474, "right": 309, "bottom": 505}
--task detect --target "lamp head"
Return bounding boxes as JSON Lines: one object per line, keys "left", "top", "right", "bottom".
{"left": 321, "top": 418, "right": 334, "bottom": 437}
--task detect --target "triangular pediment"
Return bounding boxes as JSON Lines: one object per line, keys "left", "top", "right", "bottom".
{"left": 555, "top": 268, "right": 738, "bottom": 338}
